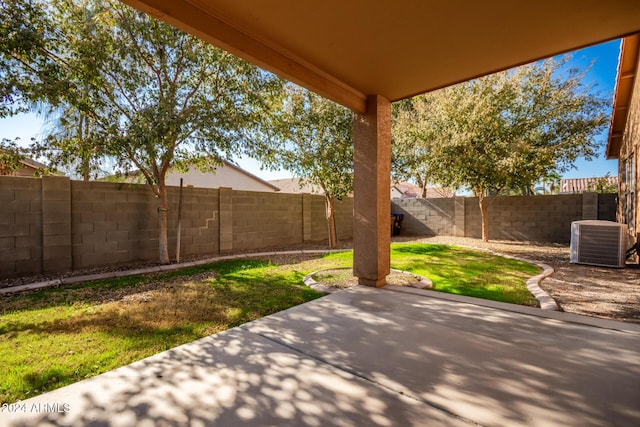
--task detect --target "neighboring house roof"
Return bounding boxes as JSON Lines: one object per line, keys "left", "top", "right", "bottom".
{"left": 20, "top": 157, "right": 48, "bottom": 171}
{"left": 391, "top": 182, "right": 455, "bottom": 198}
{"left": 559, "top": 177, "right": 618, "bottom": 194}
{"left": 607, "top": 34, "right": 640, "bottom": 159}
{"left": 269, "top": 178, "right": 323, "bottom": 194}
{"left": 392, "top": 182, "right": 420, "bottom": 198}
{"left": 121, "top": 159, "right": 280, "bottom": 192}
{"left": 0, "top": 153, "right": 49, "bottom": 177}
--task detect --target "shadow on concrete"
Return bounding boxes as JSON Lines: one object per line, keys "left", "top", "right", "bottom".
{"left": 4, "top": 286, "right": 639, "bottom": 427}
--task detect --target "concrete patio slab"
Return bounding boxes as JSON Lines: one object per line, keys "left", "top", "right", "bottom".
{"left": 2, "top": 287, "right": 639, "bottom": 426}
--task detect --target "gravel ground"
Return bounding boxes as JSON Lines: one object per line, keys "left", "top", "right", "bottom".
{"left": 3, "top": 236, "right": 638, "bottom": 323}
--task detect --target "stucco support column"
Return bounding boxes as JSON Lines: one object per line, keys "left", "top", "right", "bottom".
{"left": 353, "top": 95, "right": 391, "bottom": 287}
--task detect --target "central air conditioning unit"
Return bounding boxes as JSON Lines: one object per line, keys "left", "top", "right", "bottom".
{"left": 570, "top": 220, "right": 627, "bottom": 268}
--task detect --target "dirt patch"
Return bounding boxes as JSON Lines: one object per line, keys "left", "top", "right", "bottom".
{"left": 313, "top": 268, "right": 429, "bottom": 289}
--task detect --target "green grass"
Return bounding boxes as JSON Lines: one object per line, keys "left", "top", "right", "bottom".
{"left": 317, "top": 243, "right": 539, "bottom": 305}
{"left": 388, "top": 243, "right": 539, "bottom": 304}
{"left": 0, "top": 244, "right": 539, "bottom": 404}
{"left": 0, "top": 258, "right": 324, "bottom": 404}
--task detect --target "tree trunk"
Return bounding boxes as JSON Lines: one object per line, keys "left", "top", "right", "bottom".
{"left": 157, "top": 184, "right": 170, "bottom": 264}
{"left": 79, "top": 115, "right": 90, "bottom": 181}
{"left": 418, "top": 175, "right": 427, "bottom": 198}
{"left": 478, "top": 192, "right": 490, "bottom": 242}
{"left": 81, "top": 154, "right": 90, "bottom": 181}
{"left": 325, "top": 195, "right": 337, "bottom": 248}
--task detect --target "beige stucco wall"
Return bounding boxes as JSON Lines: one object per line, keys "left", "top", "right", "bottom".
{"left": 165, "top": 165, "right": 277, "bottom": 192}
{"left": 618, "top": 54, "right": 640, "bottom": 243}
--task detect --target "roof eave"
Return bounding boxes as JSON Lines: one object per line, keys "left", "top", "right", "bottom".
{"left": 606, "top": 33, "right": 640, "bottom": 160}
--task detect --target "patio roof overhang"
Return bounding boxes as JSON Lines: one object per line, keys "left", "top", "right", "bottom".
{"left": 606, "top": 33, "right": 640, "bottom": 160}
{"left": 120, "top": 0, "right": 640, "bottom": 113}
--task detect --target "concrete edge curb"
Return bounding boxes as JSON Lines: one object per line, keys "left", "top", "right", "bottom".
{"left": 452, "top": 244, "right": 559, "bottom": 311}
{"left": 302, "top": 267, "right": 433, "bottom": 295}
{"left": 0, "top": 249, "right": 351, "bottom": 295}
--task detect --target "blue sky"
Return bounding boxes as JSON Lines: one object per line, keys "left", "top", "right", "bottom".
{"left": 0, "top": 39, "right": 622, "bottom": 181}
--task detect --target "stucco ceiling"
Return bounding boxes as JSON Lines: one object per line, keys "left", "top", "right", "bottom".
{"left": 121, "top": 0, "right": 640, "bottom": 112}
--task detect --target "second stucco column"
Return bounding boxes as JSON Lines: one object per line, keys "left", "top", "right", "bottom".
{"left": 353, "top": 95, "right": 391, "bottom": 287}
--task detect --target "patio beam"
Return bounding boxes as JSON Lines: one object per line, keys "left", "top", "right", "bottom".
{"left": 353, "top": 95, "right": 391, "bottom": 287}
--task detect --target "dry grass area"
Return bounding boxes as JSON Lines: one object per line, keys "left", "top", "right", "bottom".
{"left": 0, "top": 257, "right": 324, "bottom": 404}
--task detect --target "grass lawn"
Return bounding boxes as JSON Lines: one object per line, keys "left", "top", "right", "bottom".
{"left": 0, "top": 243, "right": 538, "bottom": 404}
{"left": 318, "top": 244, "right": 540, "bottom": 305}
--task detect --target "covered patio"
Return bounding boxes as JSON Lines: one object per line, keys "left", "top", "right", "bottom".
{"left": 4, "top": 2, "right": 640, "bottom": 426}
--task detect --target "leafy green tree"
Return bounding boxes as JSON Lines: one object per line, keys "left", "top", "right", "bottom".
{"left": 264, "top": 85, "right": 353, "bottom": 247}
{"left": 0, "top": 138, "right": 27, "bottom": 175}
{"left": 393, "top": 57, "right": 608, "bottom": 241}
{"left": 4, "top": 0, "right": 283, "bottom": 263}
{"left": 586, "top": 173, "right": 618, "bottom": 194}
{"left": 392, "top": 96, "right": 447, "bottom": 198}
{"left": 0, "top": 0, "right": 68, "bottom": 117}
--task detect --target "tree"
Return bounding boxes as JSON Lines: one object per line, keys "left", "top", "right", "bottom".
{"left": 392, "top": 96, "right": 447, "bottom": 198}
{"left": 264, "top": 85, "right": 353, "bottom": 247}
{"left": 0, "top": 0, "right": 68, "bottom": 118}
{"left": 4, "top": 0, "right": 283, "bottom": 263}
{"left": 586, "top": 173, "right": 618, "bottom": 194}
{"left": 393, "top": 57, "right": 608, "bottom": 241}
{"left": 0, "top": 138, "right": 27, "bottom": 175}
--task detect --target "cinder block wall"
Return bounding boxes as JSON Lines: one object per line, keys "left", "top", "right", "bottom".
{"left": 305, "top": 195, "right": 327, "bottom": 242}
{"left": 166, "top": 186, "right": 219, "bottom": 258}
{"left": 393, "top": 193, "right": 616, "bottom": 243}
{"left": 0, "top": 176, "right": 356, "bottom": 277}
{"left": 231, "top": 191, "right": 303, "bottom": 251}
{"left": 301, "top": 196, "right": 354, "bottom": 242}
{"left": 464, "top": 195, "right": 584, "bottom": 242}
{"left": 391, "top": 198, "right": 456, "bottom": 236}
{"left": 71, "top": 181, "right": 156, "bottom": 268}
{"left": 334, "top": 197, "right": 354, "bottom": 240}
{"left": 6, "top": 175, "right": 618, "bottom": 276}
{"left": 597, "top": 193, "right": 617, "bottom": 221}
{"left": 0, "top": 177, "right": 42, "bottom": 275}
{"left": 69, "top": 181, "right": 220, "bottom": 269}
